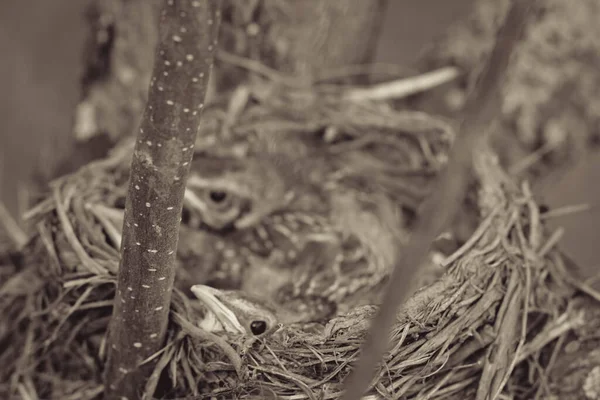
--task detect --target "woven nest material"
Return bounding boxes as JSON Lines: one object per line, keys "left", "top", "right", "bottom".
{"left": 0, "top": 77, "right": 580, "bottom": 400}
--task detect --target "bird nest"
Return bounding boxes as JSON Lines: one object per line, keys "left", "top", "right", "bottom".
{"left": 0, "top": 78, "right": 581, "bottom": 400}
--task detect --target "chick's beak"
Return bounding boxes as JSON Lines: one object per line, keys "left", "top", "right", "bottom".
{"left": 190, "top": 284, "right": 245, "bottom": 335}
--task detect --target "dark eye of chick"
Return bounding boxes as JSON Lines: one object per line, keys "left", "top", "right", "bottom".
{"left": 250, "top": 320, "right": 267, "bottom": 336}
{"left": 209, "top": 190, "right": 228, "bottom": 203}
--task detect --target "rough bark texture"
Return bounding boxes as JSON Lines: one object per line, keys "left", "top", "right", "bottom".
{"left": 340, "top": 2, "right": 534, "bottom": 398}
{"left": 103, "top": 1, "right": 221, "bottom": 399}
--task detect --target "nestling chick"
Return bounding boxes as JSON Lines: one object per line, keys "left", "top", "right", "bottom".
{"left": 183, "top": 136, "right": 403, "bottom": 324}
{"left": 190, "top": 284, "right": 279, "bottom": 338}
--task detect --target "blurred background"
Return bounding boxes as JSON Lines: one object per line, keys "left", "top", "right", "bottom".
{"left": 1, "top": 0, "right": 597, "bottom": 273}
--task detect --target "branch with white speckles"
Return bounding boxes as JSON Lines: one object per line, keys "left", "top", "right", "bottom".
{"left": 103, "top": 1, "right": 222, "bottom": 399}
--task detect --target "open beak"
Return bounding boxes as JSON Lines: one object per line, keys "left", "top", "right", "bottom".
{"left": 184, "top": 189, "right": 209, "bottom": 214}
{"left": 190, "top": 285, "right": 246, "bottom": 335}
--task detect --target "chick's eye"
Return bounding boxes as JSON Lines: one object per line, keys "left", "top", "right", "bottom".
{"left": 250, "top": 320, "right": 267, "bottom": 336}
{"left": 209, "top": 191, "right": 228, "bottom": 203}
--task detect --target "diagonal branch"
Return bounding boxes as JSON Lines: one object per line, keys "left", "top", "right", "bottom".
{"left": 103, "top": 1, "right": 222, "bottom": 399}
{"left": 340, "top": 2, "right": 535, "bottom": 399}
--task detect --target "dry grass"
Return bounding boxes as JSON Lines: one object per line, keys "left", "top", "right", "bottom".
{"left": 0, "top": 74, "right": 580, "bottom": 399}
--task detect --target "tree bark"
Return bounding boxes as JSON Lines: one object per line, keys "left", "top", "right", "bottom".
{"left": 103, "top": 1, "right": 221, "bottom": 399}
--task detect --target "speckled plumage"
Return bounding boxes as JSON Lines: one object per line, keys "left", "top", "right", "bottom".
{"left": 179, "top": 135, "right": 405, "bottom": 323}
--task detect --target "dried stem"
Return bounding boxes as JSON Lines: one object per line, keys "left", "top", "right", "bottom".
{"left": 340, "top": 1, "right": 535, "bottom": 399}
{"left": 103, "top": 1, "right": 222, "bottom": 399}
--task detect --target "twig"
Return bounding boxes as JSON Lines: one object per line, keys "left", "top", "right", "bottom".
{"left": 0, "top": 201, "right": 28, "bottom": 248}
{"left": 86, "top": 203, "right": 123, "bottom": 249}
{"left": 103, "top": 1, "right": 222, "bottom": 399}
{"left": 340, "top": 2, "right": 535, "bottom": 399}
{"left": 441, "top": 206, "right": 500, "bottom": 267}
{"left": 53, "top": 186, "right": 107, "bottom": 275}
{"left": 538, "top": 228, "right": 563, "bottom": 257}
{"left": 509, "top": 142, "right": 556, "bottom": 176}
{"left": 172, "top": 312, "right": 242, "bottom": 376}
{"left": 343, "top": 67, "right": 460, "bottom": 101}
{"left": 540, "top": 203, "right": 591, "bottom": 220}
{"left": 522, "top": 181, "right": 541, "bottom": 250}
{"left": 217, "top": 49, "right": 304, "bottom": 88}
{"left": 315, "top": 63, "right": 417, "bottom": 83}
{"left": 517, "top": 310, "right": 585, "bottom": 363}
{"left": 142, "top": 339, "right": 177, "bottom": 400}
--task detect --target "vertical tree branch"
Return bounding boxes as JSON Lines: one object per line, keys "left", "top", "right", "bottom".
{"left": 103, "top": 1, "right": 221, "bottom": 399}
{"left": 340, "top": 1, "right": 534, "bottom": 399}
